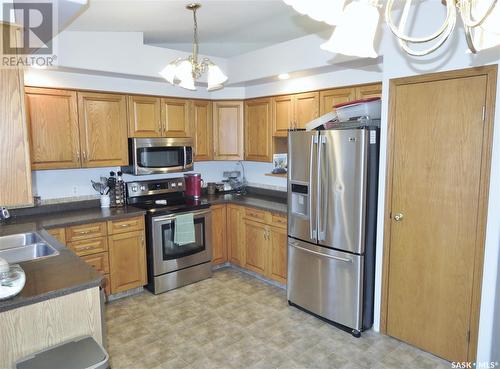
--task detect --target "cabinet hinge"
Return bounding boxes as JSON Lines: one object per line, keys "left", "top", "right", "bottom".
{"left": 482, "top": 106, "right": 486, "bottom": 122}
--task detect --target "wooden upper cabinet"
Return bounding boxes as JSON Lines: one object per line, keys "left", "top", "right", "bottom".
{"left": 294, "top": 91, "right": 319, "bottom": 129}
{"left": 77, "top": 92, "right": 128, "bottom": 167}
{"left": 355, "top": 83, "right": 382, "bottom": 100}
{"left": 25, "top": 88, "right": 80, "bottom": 170}
{"left": 161, "top": 98, "right": 191, "bottom": 138}
{"left": 245, "top": 97, "right": 273, "bottom": 162}
{"left": 127, "top": 95, "right": 162, "bottom": 137}
{"left": 212, "top": 101, "right": 244, "bottom": 160}
{"left": 319, "top": 87, "right": 356, "bottom": 115}
{"left": 0, "top": 25, "right": 32, "bottom": 207}
{"left": 191, "top": 100, "right": 213, "bottom": 161}
{"left": 272, "top": 95, "right": 293, "bottom": 137}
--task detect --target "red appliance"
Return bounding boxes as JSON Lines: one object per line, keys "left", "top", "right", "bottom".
{"left": 184, "top": 173, "right": 203, "bottom": 198}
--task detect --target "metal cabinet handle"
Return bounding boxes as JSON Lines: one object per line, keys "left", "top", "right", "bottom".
{"left": 290, "top": 242, "right": 352, "bottom": 263}
{"left": 76, "top": 150, "right": 80, "bottom": 162}
{"left": 79, "top": 230, "right": 91, "bottom": 235}
{"left": 394, "top": 213, "right": 404, "bottom": 221}
{"left": 120, "top": 223, "right": 130, "bottom": 228}
{"left": 82, "top": 151, "right": 87, "bottom": 162}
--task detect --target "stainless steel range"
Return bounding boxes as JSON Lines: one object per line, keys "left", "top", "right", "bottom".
{"left": 126, "top": 177, "right": 212, "bottom": 294}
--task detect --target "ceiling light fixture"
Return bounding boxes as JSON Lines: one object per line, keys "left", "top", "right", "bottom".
{"left": 278, "top": 73, "right": 290, "bottom": 80}
{"left": 159, "top": 3, "right": 228, "bottom": 91}
{"left": 284, "top": 0, "right": 500, "bottom": 57}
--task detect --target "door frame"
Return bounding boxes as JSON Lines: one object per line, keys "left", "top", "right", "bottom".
{"left": 380, "top": 65, "right": 498, "bottom": 361}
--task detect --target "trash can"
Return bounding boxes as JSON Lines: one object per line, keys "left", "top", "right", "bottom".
{"left": 16, "top": 336, "right": 109, "bottom": 369}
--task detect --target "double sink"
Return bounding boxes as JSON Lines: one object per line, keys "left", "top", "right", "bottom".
{"left": 0, "top": 232, "right": 59, "bottom": 264}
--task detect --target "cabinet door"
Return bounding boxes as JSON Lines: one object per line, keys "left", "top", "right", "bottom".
{"left": 161, "top": 98, "right": 191, "bottom": 137}
{"left": 213, "top": 101, "right": 244, "bottom": 160}
{"left": 244, "top": 219, "right": 268, "bottom": 275}
{"left": 46, "top": 227, "right": 66, "bottom": 244}
{"left": 355, "top": 83, "right": 382, "bottom": 99}
{"left": 294, "top": 91, "right": 319, "bottom": 129}
{"left": 272, "top": 95, "right": 293, "bottom": 137}
{"left": 227, "top": 205, "right": 244, "bottom": 266}
{"left": 108, "top": 230, "right": 147, "bottom": 293}
{"left": 25, "top": 88, "right": 80, "bottom": 170}
{"left": 319, "top": 87, "right": 356, "bottom": 115}
{"left": 127, "top": 95, "right": 162, "bottom": 137}
{"left": 192, "top": 100, "right": 213, "bottom": 161}
{"left": 245, "top": 97, "right": 273, "bottom": 162}
{"left": 78, "top": 92, "right": 128, "bottom": 167}
{"left": 268, "top": 226, "right": 287, "bottom": 284}
{"left": 211, "top": 204, "right": 227, "bottom": 264}
{"left": 0, "top": 26, "right": 32, "bottom": 207}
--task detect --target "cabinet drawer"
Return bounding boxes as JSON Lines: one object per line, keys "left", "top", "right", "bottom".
{"left": 271, "top": 214, "right": 287, "bottom": 229}
{"left": 244, "top": 207, "right": 269, "bottom": 223}
{"left": 66, "top": 222, "right": 107, "bottom": 242}
{"left": 81, "top": 252, "right": 110, "bottom": 274}
{"left": 107, "top": 216, "right": 144, "bottom": 235}
{"left": 46, "top": 227, "right": 66, "bottom": 244}
{"left": 68, "top": 237, "right": 108, "bottom": 256}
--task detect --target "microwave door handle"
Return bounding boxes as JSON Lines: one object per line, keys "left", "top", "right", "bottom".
{"left": 183, "top": 146, "right": 187, "bottom": 168}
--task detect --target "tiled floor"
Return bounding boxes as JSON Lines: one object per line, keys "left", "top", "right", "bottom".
{"left": 105, "top": 268, "right": 450, "bottom": 369}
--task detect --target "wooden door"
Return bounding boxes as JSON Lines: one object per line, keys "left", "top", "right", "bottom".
{"left": 25, "top": 88, "right": 80, "bottom": 170}
{"left": 355, "top": 83, "right": 382, "bottom": 99}
{"left": 319, "top": 87, "right": 356, "bottom": 115}
{"left": 211, "top": 204, "right": 227, "bottom": 264}
{"left": 212, "top": 101, "right": 244, "bottom": 160}
{"left": 244, "top": 219, "right": 268, "bottom": 275}
{"left": 77, "top": 92, "right": 128, "bottom": 167}
{"left": 0, "top": 25, "right": 32, "bottom": 207}
{"left": 383, "top": 71, "right": 494, "bottom": 362}
{"left": 272, "top": 95, "right": 293, "bottom": 136}
{"left": 191, "top": 100, "right": 213, "bottom": 161}
{"left": 161, "top": 98, "right": 191, "bottom": 138}
{"left": 245, "top": 97, "right": 273, "bottom": 162}
{"left": 227, "top": 205, "right": 244, "bottom": 266}
{"left": 108, "top": 230, "right": 147, "bottom": 293}
{"left": 294, "top": 91, "right": 319, "bottom": 129}
{"left": 268, "top": 226, "right": 287, "bottom": 284}
{"left": 127, "top": 95, "right": 162, "bottom": 137}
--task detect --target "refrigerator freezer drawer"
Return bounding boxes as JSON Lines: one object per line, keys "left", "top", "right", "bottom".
{"left": 287, "top": 238, "right": 364, "bottom": 331}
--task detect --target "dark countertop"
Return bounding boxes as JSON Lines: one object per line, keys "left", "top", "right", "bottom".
{"left": 0, "top": 205, "right": 146, "bottom": 313}
{"left": 203, "top": 193, "right": 287, "bottom": 215}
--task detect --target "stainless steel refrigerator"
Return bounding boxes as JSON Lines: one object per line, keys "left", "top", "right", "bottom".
{"left": 287, "top": 125, "right": 379, "bottom": 337}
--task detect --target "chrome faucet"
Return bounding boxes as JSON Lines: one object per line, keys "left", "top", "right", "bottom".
{"left": 0, "top": 207, "right": 10, "bottom": 222}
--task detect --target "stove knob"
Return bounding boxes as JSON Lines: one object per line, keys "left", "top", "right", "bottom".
{"left": 171, "top": 183, "right": 177, "bottom": 188}
{"left": 140, "top": 185, "right": 146, "bottom": 191}
{"left": 131, "top": 185, "right": 138, "bottom": 192}
{"left": 178, "top": 182, "right": 183, "bottom": 188}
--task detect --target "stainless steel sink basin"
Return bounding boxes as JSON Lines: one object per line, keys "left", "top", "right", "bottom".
{"left": 0, "top": 232, "right": 59, "bottom": 263}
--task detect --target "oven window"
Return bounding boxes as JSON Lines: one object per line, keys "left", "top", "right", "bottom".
{"left": 161, "top": 218, "right": 205, "bottom": 260}
{"left": 137, "top": 147, "right": 184, "bottom": 168}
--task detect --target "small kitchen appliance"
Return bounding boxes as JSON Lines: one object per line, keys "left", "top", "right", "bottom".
{"left": 126, "top": 178, "right": 212, "bottom": 294}
{"left": 184, "top": 173, "right": 203, "bottom": 199}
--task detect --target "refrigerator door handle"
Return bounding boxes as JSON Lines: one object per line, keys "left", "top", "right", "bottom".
{"left": 289, "top": 242, "right": 353, "bottom": 263}
{"left": 318, "top": 135, "right": 327, "bottom": 241}
{"left": 309, "top": 135, "right": 318, "bottom": 241}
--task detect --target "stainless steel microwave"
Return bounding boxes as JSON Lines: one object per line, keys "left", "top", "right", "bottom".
{"left": 122, "top": 138, "right": 194, "bottom": 175}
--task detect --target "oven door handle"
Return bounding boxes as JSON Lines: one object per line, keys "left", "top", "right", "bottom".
{"left": 151, "top": 208, "right": 211, "bottom": 223}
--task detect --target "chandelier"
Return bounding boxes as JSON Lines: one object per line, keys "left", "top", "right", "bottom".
{"left": 160, "top": 3, "right": 228, "bottom": 91}
{"left": 283, "top": 0, "right": 500, "bottom": 57}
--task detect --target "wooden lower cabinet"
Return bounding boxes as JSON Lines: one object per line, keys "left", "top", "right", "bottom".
{"left": 49, "top": 216, "right": 146, "bottom": 297}
{"left": 269, "top": 226, "right": 287, "bottom": 284}
{"left": 108, "top": 230, "right": 147, "bottom": 293}
{"left": 211, "top": 204, "right": 227, "bottom": 264}
{"left": 244, "top": 219, "right": 268, "bottom": 275}
{"left": 227, "top": 205, "right": 244, "bottom": 266}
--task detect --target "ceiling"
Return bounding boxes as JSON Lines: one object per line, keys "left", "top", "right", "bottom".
{"left": 66, "top": 0, "right": 331, "bottom": 57}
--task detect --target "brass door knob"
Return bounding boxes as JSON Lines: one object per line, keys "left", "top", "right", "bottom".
{"left": 394, "top": 213, "right": 404, "bottom": 221}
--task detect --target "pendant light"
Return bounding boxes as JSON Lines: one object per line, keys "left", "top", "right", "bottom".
{"left": 159, "top": 3, "right": 228, "bottom": 91}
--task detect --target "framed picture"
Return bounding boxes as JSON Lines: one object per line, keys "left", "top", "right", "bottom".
{"left": 272, "top": 153, "right": 287, "bottom": 174}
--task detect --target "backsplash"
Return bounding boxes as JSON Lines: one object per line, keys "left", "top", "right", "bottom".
{"left": 31, "top": 161, "right": 287, "bottom": 202}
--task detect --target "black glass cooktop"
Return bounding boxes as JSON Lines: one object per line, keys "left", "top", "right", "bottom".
{"left": 130, "top": 196, "right": 210, "bottom": 215}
